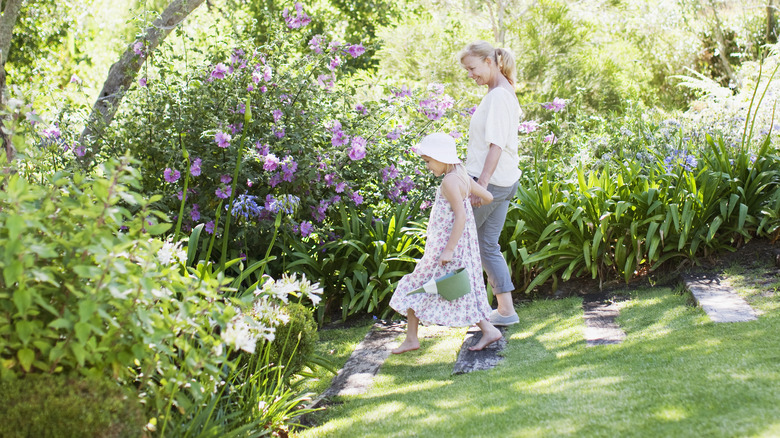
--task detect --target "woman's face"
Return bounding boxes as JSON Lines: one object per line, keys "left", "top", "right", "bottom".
{"left": 461, "top": 55, "right": 493, "bottom": 86}
{"left": 422, "top": 156, "right": 447, "bottom": 177}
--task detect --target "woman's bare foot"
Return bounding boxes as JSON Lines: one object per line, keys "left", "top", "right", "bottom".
{"left": 468, "top": 327, "right": 502, "bottom": 351}
{"left": 391, "top": 338, "right": 420, "bottom": 354}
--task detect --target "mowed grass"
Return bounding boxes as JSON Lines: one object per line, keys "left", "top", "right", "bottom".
{"left": 294, "top": 282, "right": 780, "bottom": 438}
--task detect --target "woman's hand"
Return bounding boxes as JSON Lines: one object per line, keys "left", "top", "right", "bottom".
{"left": 439, "top": 249, "right": 454, "bottom": 266}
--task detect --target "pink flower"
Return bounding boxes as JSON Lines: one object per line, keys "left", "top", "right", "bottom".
{"left": 190, "top": 157, "right": 202, "bottom": 176}
{"left": 518, "top": 120, "right": 540, "bottom": 134}
{"left": 348, "top": 136, "right": 366, "bottom": 161}
{"left": 132, "top": 41, "right": 145, "bottom": 56}
{"left": 345, "top": 44, "right": 366, "bottom": 58}
{"left": 138, "top": 77, "right": 147, "bottom": 87}
{"left": 264, "top": 153, "right": 280, "bottom": 171}
{"left": 164, "top": 168, "right": 181, "bottom": 183}
{"left": 327, "top": 56, "right": 341, "bottom": 72}
{"left": 283, "top": 2, "right": 311, "bottom": 28}
{"left": 300, "top": 221, "right": 313, "bottom": 237}
{"left": 69, "top": 74, "right": 82, "bottom": 84}
{"left": 309, "top": 34, "right": 324, "bottom": 54}
{"left": 543, "top": 133, "right": 558, "bottom": 144}
{"left": 215, "top": 131, "right": 232, "bottom": 148}
{"left": 211, "top": 63, "right": 230, "bottom": 79}
{"left": 331, "top": 129, "right": 349, "bottom": 147}
{"left": 542, "top": 97, "right": 567, "bottom": 112}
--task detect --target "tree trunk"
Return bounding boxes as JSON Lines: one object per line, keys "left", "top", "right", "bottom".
{"left": 709, "top": 1, "right": 738, "bottom": 88}
{"left": 0, "top": 0, "right": 24, "bottom": 164}
{"left": 79, "top": 0, "right": 206, "bottom": 160}
{"left": 768, "top": 0, "right": 777, "bottom": 45}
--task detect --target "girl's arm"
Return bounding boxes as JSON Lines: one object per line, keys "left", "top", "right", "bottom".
{"left": 439, "top": 174, "right": 467, "bottom": 265}
{"left": 469, "top": 179, "right": 493, "bottom": 205}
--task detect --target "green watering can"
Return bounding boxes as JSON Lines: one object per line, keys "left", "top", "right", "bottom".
{"left": 406, "top": 268, "right": 471, "bottom": 301}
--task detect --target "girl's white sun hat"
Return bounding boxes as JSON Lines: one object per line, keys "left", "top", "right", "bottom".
{"left": 414, "top": 132, "right": 461, "bottom": 164}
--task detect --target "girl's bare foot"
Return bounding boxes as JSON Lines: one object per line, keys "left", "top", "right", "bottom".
{"left": 391, "top": 338, "right": 420, "bottom": 354}
{"left": 468, "top": 327, "right": 502, "bottom": 351}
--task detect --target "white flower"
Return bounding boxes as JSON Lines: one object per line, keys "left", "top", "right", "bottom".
{"left": 157, "top": 240, "right": 186, "bottom": 266}
{"left": 221, "top": 319, "right": 258, "bottom": 354}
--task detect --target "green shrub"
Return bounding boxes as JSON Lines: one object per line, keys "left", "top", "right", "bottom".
{"left": 267, "top": 302, "right": 318, "bottom": 377}
{"left": 0, "top": 374, "right": 145, "bottom": 438}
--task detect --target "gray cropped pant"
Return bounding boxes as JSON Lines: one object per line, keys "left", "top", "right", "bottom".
{"left": 472, "top": 180, "right": 519, "bottom": 294}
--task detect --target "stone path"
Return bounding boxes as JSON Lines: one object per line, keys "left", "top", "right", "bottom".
{"left": 682, "top": 274, "right": 758, "bottom": 322}
{"left": 452, "top": 326, "right": 508, "bottom": 374}
{"left": 582, "top": 293, "right": 626, "bottom": 346}
{"left": 319, "top": 320, "right": 405, "bottom": 399}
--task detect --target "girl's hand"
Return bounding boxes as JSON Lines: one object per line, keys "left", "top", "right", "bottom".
{"left": 469, "top": 193, "right": 482, "bottom": 207}
{"left": 439, "top": 249, "right": 454, "bottom": 266}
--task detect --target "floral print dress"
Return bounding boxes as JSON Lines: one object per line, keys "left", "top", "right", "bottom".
{"left": 389, "top": 185, "right": 492, "bottom": 327}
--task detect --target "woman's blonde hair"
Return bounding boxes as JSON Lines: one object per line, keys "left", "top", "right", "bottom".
{"left": 459, "top": 40, "right": 517, "bottom": 86}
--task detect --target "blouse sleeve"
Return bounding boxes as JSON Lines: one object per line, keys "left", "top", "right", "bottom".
{"left": 482, "top": 91, "right": 516, "bottom": 150}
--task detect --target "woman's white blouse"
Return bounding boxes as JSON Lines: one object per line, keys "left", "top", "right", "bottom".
{"left": 465, "top": 87, "right": 522, "bottom": 187}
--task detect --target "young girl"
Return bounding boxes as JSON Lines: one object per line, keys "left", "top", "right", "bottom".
{"left": 389, "top": 132, "right": 503, "bottom": 354}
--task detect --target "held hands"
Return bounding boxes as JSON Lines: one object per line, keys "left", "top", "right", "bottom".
{"left": 439, "top": 249, "right": 454, "bottom": 266}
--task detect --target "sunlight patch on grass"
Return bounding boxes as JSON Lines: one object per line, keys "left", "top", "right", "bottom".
{"left": 652, "top": 406, "right": 689, "bottom": 421}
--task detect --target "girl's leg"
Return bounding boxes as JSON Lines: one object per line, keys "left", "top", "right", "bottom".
{"left": 468, "top": 319, "right": 503, "bottom": 351}
{"left": 392, "top": 308, "right": 420, "bottom": 354}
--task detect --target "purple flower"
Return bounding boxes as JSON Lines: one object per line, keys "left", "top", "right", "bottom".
{"left": 164, "top": 168, "right": 181, "bottom": 183}
{"left": 229, "top": 123, "right": 243, "bottom": 135}
{"left": 70, "top": 74, "right": 82, "bottom": 84}
{"left": 215, "top": 186, "right": 232, "bottom": 199}
{"left": 264, "top": 153, "right": 280, "bottom": 171}
{"left": 309, "top": 34, "right": 324, "bottom": 54}
{"left": 542, "top": 97, "right": 567, "bottom": 112}
{"left": 256, "top": 142, "right": 270, "bottom": 156}
{"left": 543, "top": 133, "right": 558, "bottom": 144}
{"left": 132, "top": 41, "right": 145, "bottom": 56}
{"left": 191, "top": 204, "right": 201, "bottom": 221}
{"left": 382, "top": 165, "right": 399, "bottom": 182}
{"left": 274, "top": 127, "right": 285, "bottom": 138}
{"left": 324, "top": 173, "right": 336, "bottom": 186}
{"left": 328, "top": 41, "right": 341, "bottom": 53}
{"left": 281, "top": 156, "right": 298, "bottom": 182}
{"left": 348, "top": 136, "right": 366, "bottom": 161}
{"left": 74, "top": 145, "right": 86, "bottom": 157}
{"left": 331, "top": 129, "right": 349, "bottom": 147}
{"left": 351, "top": 191, "right": 363, "bottom": 205}
{"left": 355, "top": 103, "right": 367, "bottom": 115}
{"left": 300, "top": 221, "right": 313, "bottom": 237}
{"left": 138, "top": 77, "right": 147, "bottom": 87}
{"left": 328, "top": 56, "right": 341, "bottom": 72}
{"left": 42, "top": 125, "right": 61, "bottom": 139}
{"left": 518, "top": 120, "right": 540, "bottom": 134}
{"left": 211, "top": 63, "right": 230, "bottom": 79}
{"left": 272, "top": 109, "right": 283, "bottom": 123}
{"left": 283, "top": 2, "right": 311, "bottom": 29}
{"left": 220, "top": 174, "right": 232, "bottom": 184}
{"left": 317, "top": 73, "right": 335, "bottom": 90}
{"left": 345, "top": 44, "right": 366, "bottom": 58}
{"left": 190, "top": 157, "right": 202, "bottom": 176}
{"left": 215, "top": 131, "right": 232, "bottom": 148}
{"left": 335, "top": 182, "right": 347, "bottom": 193}
{"left": 204, "top": 221, "right": 215, "bottom": 234}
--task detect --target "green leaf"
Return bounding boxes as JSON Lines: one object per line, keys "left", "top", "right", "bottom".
{"left": 71, "top": 343, "right": 86, "bottom": 367}
{"left": 13, "top": 288, "right": 32, "bottom": 314}
{"left": 4, "top": 260, "right": 24, "bottom": 286}
{"left": 146, "top": 223, "right": 172, "bottom": 235}
{"left": 6, "top": 214, "right": 24, "bottom": 240}
{"left": 49, "top": 318, "right": 73, "bottom": 330}
{"left": 16, "top": 320, "right": 34, "bottom": 346}
{"left": 74, "top": 321, "right": 92, "bottom": 344}
{"left": 73, "top": 265, "right": 102, "bottom": 278}
{"left": 18, "top": 348, "right": 35, "bottom": 372}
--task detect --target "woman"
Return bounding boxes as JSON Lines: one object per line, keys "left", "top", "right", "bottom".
{"left": 459, "top": 40, "right": 521, "bottom": 326}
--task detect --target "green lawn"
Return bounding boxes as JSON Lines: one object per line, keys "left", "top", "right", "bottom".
{"left": 295, "top": 274, "right": 780, "bottom": 438}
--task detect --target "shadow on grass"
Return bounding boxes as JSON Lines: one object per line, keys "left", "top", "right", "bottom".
{"left": 297, "top": 292, "right": 780, "bottom": 438}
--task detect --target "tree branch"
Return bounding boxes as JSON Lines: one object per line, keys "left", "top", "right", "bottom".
{"left": 79, "top": 0, "right": 206, "bottom": 159}
{"left": 0, "top": 0, "right": 24, "bottom": 164}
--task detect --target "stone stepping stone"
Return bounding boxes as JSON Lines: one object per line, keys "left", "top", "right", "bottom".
{"left": 452, "top": 326, "right": 508, "bottom": 374}
{"left": 318, "top": 320, "right": 405, "bottom": 400}
{"left": 582, "top": 293, "right": 626, "bottom": 346}
{"left": 683, "top": 274, "right": 757, "bottom": 323}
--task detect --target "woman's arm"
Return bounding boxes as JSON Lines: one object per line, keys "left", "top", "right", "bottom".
{"left": 439, "top": 174, "right": 467, "bottom": 265}
{"left": 476, "top": 143, "right": 502, "bottom": 187}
